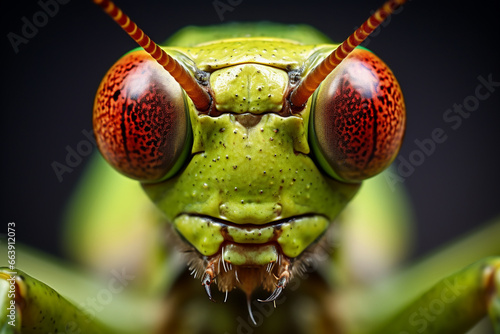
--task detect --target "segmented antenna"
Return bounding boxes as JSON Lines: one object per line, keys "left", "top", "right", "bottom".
{"left": 93, "top": 0, "right": 211, "bottom": 111}
{"left": 290, "top": 0, "right": 406, "bottom": 109}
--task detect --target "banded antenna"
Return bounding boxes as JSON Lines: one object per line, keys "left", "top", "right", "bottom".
{"left": 290, "top": 0, "right": 407, "bottom": 109}
{"left": 93, "top": 0, "right": 212, "bottom": 111}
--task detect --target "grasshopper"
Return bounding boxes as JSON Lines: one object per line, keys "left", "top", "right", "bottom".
{"left": 1, "top": 0, "right": 499, "bottom": 333}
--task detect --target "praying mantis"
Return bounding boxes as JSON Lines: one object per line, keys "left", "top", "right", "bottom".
{"left": 0, "top": 0, "right": 500, "bottom": 328}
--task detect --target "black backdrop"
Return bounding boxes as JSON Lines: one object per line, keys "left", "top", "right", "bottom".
{"left": 2, "top": 0, "right": 500, "bottom": 263}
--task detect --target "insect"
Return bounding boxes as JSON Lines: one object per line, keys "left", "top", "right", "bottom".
{"left": 1, "top": 0, "right": 499, "bottom": 333}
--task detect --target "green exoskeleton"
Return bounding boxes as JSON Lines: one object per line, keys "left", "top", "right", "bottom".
{"left": 1, "top": 0, "right": 499, "bottom": 333}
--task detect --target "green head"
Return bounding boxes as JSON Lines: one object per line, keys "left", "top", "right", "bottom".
{"left": 92, "top": 0, "right": 406, "bottom": 304}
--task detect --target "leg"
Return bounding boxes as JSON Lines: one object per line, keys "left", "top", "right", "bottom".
{"left": 0, "top": 268, "right": 112, "bottom": 334}
{"left": 373, "top": 257, "right": 500, "bottom": 333}
{"left": 340, "top": 217, "right": 500, "bottom": 334}
{"left": 0, "top": 243, "right": 160, "bottom": 334}
{"left": 491, "top": 267, "right": 500, "bottom": 332}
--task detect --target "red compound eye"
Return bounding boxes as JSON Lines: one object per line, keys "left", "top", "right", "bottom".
{"left": 310, "top": 48, "right": 405, "bottom": 182}
{"left": 94, "top": 50, "right": 190, "bottom": 182}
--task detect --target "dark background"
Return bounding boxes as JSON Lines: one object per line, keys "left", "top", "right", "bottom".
{"left": 2, "top": 0, "right": 499, "bottom": 263}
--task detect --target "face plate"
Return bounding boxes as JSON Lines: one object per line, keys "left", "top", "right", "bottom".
{"left": 133, "top": 39, "right": 364, "bottom": 296}
{"left": 142, "top": 102, "right": 360, "bottom": 265}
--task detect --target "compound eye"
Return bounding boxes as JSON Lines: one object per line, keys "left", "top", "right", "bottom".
{"left": 310, "top": 48, "right": 405, "bottom": 182}
{"left": 94, "top": 50, "right": 190, "bottom": 182}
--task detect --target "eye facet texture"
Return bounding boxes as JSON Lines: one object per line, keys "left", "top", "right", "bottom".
{"left": 311, "top": 48, "right": 405, "bottom": 182}
{"left": 94, "top": 50, "right": 190, "bottom": 182}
